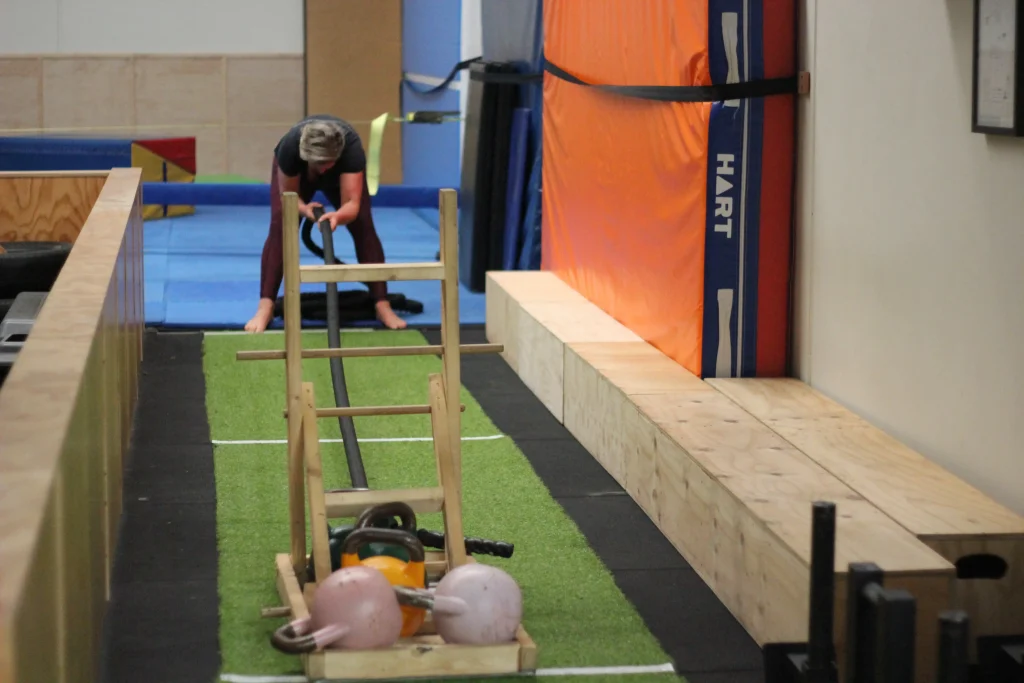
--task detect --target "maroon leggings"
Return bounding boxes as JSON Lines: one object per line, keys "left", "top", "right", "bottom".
{"left": 259, "top": 158, "right": 387, "bottom": 302}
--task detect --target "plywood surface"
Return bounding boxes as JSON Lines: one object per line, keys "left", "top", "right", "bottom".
{"left": 305, "top": 0, "right": 403, "bottom": 184}
{"left": 568, "top": 345, "right": 952, "bottom": 574}
{"left": 486, "top": 271, "right": 589, "bottom": 371}
{"left": 708, "top": 378, "right": 1024, "bottom": 539}
{"left": 0, "top": 168, "right": 144, "bottom": 683}
{"left": 521, "top": 299, "right": 643, "bottom": 344}
{"left": 567, "top": 341, "right": 708, "bottom": 395}
{"left": 709, "top": 376, "right": 1024, "bottom": 643}
{"left": 0, "top": 172, "right": 108, "bottom": 242}
{"left": 560, "top": 342, "right": 952, "bottom": 682}
{"left": 486, "top": 270, "right": 590, "bottom": 304}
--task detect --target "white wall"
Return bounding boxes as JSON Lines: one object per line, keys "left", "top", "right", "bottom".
{"left": 794, "top": 0, "right": 1024, "bottom": 514}
{"left": 0, "top": 0, "right": 304, "bottom": 54}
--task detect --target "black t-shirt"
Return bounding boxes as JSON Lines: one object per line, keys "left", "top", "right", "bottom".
{"left": 274, "top": 114, "right": 366, "bottom": 179}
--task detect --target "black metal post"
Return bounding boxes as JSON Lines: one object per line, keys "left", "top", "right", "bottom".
{"left": 845, "top": 562, "right": 885, "bottom": 683}
{"left": 806, "top": 501, "right": 839, "bottom": 683}
{"left": 937, "top": 610, "right": 970, "bottom": 683}
{"left": 870, "top": 587, "right": 917, "bottom": 683}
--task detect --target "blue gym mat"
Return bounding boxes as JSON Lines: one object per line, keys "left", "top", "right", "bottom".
{"left": 143, "top": 205, "right": 485, "bottom": 329}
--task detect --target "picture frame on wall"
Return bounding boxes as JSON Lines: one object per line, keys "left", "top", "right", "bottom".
{"left": 973, "top": 0, "right": 1024, "bottom": 135}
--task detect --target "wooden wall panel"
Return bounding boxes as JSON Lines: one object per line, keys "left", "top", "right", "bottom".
{"left": 0, "top": 168, "right": 145, "bottom": 683}
{"left": 305, "top": 0, "right": 403, "bottom": 184}
{"left": 0, "top": 172, "right": 108, "bottom": 242}
{"left": 0, "top": 58, "right": 42, "bottom": 129}
{"left": 134, "top": 56, "right": 224, "bottom": 127}
{"left": 6, "top": 478, "right": 63, "bottom": 683}
{"left": 226, "top": 56, "right": 304, "bottom": 126}
{"left": 41, "top": 57, "right": 135, "bottom": 129}
{"left": 0, "top": 54, "right": 306, "bottom": 180}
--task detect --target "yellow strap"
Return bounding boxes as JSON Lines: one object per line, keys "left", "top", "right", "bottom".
{"left": 366, "top": 112, "right": 464, "bottom": 195}
{"left": 366, "top": 112, "right": 392, "bottom": 196}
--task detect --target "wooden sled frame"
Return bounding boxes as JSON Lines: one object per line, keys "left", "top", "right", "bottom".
{"left": 237, "top": 188, "right": 538, "bottom": 680}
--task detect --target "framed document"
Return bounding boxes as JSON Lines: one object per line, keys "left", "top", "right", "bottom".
{"left": 973, "top": 0, "right": 1024, "bottom": 134}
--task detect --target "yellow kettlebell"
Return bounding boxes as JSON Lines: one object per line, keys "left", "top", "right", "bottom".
{"left": 341, "top": 526, "right": 427, "bottom": 637}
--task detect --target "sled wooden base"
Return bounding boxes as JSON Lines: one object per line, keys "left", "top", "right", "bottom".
{"left": 273, "top": 553, "right": 538, "bottom": 680}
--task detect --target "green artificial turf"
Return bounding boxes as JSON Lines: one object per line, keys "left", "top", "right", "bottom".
{"left": 203, "top": 330, "right": 683, "bottom": 682}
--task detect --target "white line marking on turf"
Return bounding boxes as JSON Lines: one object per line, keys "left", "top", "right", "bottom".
{"left": 219, "top": 663, "right": 676, "bottom": 682}
{"left": 212, "top": 435, "right": 506, "bottom": 446}
{"left": 535, "top": 664, "right": 677, "bottom": 676}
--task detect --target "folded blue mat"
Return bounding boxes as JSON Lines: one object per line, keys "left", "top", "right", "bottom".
{"left": 144, "top": 205, "right": 486, "bottom": 329}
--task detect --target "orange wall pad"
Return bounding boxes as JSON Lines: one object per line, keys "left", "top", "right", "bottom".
{"left": 541, "top": 0, "right": 796, "bottom": 378}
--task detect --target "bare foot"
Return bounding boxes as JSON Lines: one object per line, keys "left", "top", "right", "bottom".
{"left": 375, "top": 300, "right": 408, "bottom": 329}
{"left": 245, "top": 299, "right": 275, "bottom": 333}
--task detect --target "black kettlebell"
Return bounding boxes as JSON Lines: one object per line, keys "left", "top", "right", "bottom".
{"left": 354, "top": 502, "right": 418, "bottom": 563}
{"left": 306, "top": 510, "right": 409, "bottom": 582}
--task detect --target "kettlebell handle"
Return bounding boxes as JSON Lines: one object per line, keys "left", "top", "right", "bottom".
{"left": 341, "top": 527, "right": 426, "bottom": 563}
{"left": 394, "top": 586, "right": 468, "bottom": 616}
{"left": 270, "top": 618, "right": 350, "bottom": 654}
{"left": 355, "top": 501, "right": 418, "bottom": 533}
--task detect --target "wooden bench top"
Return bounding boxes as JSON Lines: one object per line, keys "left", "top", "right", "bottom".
{"left": 566, "top": 342, "right": 953, "bottom": 575}
{"left": 631, "top": 388, "right": 954, "bottom": 575}
{"left": 566, "top": 342, "right": 709, "bottom": 394}
{"left": 520, "top": 300, "right": 643, "bottom": 344}
{"left": 708, "top": 378, "right": 1024, "bottom": 540}
{"left": 486, "top": 270, "right": 589, "bottom": 304}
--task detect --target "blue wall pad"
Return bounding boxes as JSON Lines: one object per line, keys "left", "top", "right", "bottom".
{"left": 143, "top": 206, "right": 485, "bottom": 329}
{"left": 402, "top": 0, "right": 460, "bottom": 77}
{"left": 400, "top": 84, "right": 462, "bottom": 188}
{"left": 517, "top": 149, "right": 543, "bottom": 271}
{"left": 502, "top": 107, "right": 531, "bottom": 270}
{"left": 401, "top": 0, "right": 462, "bottom": 185}
{"left": 140, "top": 183, "right": 450, "bottom": 208}
{"left": 0, "top": 135, "right": 131, "bottom": 171}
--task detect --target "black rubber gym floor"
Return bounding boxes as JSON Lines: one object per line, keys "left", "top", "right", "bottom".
{"left": 100, "top": 326, "right": 765, "bottom": 683}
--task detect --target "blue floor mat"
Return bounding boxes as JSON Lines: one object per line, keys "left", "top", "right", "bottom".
{"left": 143, "top": 205, "right": 485, "bottom": 329}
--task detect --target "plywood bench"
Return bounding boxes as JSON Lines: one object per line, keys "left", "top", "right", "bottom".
{"left": 708, "top": 378, "right": 1024, "bottom": 648}
{"left": 561, "top": 342, "right": 954, "bottom": 682}
{"left": 485, "top": 271, "right": 642, "bottom": 421}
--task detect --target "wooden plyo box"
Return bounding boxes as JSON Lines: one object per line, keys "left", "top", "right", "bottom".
{"left": 483, "top": 271, "right": 987, "bottom": 683}
{"left": 560, "top": 341, "right": 955, "bottom": 683}
{"left": 485, "top": 271, "right": 642, "bottom": 422}
{"left": 709, "top": 378, "right": 1024, "bottom": 652}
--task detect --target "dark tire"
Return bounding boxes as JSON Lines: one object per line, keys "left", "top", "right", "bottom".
{"left": 0, "top": 242, "right": 73, "bottom": 299}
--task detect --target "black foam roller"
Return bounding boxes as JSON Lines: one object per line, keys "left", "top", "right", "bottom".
{"left": 459, "top": 61, "right": 520, "bottom": 293}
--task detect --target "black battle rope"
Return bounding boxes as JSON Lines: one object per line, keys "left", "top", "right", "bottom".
{"left": 308, "top": 207, "right": 368, "bottom": 490}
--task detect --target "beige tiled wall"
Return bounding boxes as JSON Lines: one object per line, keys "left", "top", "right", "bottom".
{"left": 0, "top": 54, "right": 305, "bottom": 181}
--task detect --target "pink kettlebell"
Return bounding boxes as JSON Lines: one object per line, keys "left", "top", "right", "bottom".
{"left": 396, "top": 563, "right": 522, "bottom": 645}
{"left": 271, "top": 565, "right": 403, "bottom": 653}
